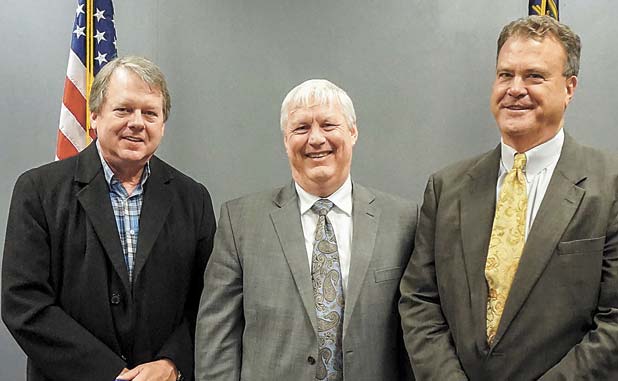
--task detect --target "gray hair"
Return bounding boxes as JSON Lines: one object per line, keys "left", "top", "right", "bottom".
{"left": 280, "top": 79, "right": 356, "bottom": 132}
{"left": 89, "top": 56, "right": 171, "bottom": 121}
{"left": 497, "top": 15, "right": 581, "bottom": 77}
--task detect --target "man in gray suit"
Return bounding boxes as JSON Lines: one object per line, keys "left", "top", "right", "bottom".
{"left": 195, "top": 79, "right": 416, "bottom": 380}
{"left": 400, "top": 16, "right": 618, "bottom": 380}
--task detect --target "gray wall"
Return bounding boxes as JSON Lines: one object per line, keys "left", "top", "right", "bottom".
{"left": 1, "top": 0, "right": 616, "bottom": 378}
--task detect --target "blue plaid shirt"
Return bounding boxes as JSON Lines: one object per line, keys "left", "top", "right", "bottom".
{"left": 97, "top": 142, "right": 150, "bottom": 282}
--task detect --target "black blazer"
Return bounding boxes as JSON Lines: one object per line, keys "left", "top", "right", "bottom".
{"left": 2, "top": 142, "right": 216, "bottom": 381}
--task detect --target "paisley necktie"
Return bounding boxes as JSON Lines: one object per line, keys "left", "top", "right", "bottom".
{"left": 485, "top": 153, "right": 527, "bottom": 344}
{"left": 311, "top": 199, "right": 344, "bottom": 380}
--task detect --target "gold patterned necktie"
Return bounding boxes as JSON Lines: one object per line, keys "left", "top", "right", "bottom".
{"left": 311, "top": 199, "right": 344, "bottom": 381}
{"left": 485, "top": 152, "right": 527, "bottom": 344}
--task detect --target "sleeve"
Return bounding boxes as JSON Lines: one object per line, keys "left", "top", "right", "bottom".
{"left": 539, "top": 198, "right": 618, "bottom": 380}
{"left": 194, "top": 201, "right": 244, "bottom": 381}
{"left": 399, "top": 176, "right": 468, "bottom": 381}
{"left": 155, "top": 183, "right": 217, "bottom": 378}
{"left": 397, "top": 295, "right": 416, "bottom": 381}
{"left": 1, "top": 172, "right": 127, "bottom": 381}
{"left": 397, "top": 202, "right": 418, "bottom": 381}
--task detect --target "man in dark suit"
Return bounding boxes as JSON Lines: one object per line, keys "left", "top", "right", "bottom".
{"left": 399, "top": 16, "right": 618, "bottom": 380}
{"left": 195, "top": 79, "right": 416, "bottom": 380}
{"left": 2, "top": 56, "right": 215, "bottom": 381}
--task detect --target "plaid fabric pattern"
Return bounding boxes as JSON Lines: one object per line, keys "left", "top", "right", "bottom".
{"left": 98, "top": 145, "right": 150, "bottom": 281}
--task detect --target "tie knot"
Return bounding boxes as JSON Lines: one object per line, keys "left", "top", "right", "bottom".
{"left": 513, "top": 153, "right": 527, "bottom": 171}
{"left": 312, "top": 199, "right": 334, "bottom": 216}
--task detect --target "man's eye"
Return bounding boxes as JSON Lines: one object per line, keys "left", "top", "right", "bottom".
{"left": 529, "top": 73, "right": 545, "bottom": 80}
{"left": 498, "top": 72, "right": 512, "bottom": 79}
{"left": 292, "top": 126, "right": 308, "bottom": 133}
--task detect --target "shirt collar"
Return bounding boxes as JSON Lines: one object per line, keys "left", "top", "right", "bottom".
{"left": 96, "top": 140, "right": 151, "bottom": 188}
{"left": 295, "top": 176, "right": 353, "bottom": 217}
{"left": 500, "top": 128, "right": 564, "bottom": 176}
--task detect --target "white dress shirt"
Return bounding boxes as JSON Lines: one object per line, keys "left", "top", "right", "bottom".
{"left": 295, "top": 177, "right": 353, "bottom": 293}
{"left": 497, "top": 128, "right": 564, "bottom": 238}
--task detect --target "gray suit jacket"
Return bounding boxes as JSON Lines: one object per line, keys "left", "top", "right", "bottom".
{"left": 400, "top": 134, "right": 618, "bottom": 380}
{"left": 195, "top": 181, "right": 417, "bottom": 380}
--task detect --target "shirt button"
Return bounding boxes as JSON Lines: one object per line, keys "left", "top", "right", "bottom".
{"left": 129, "top": 229, "right": 135, "bottom": 235}
{"left": 110, "top": 293, "right": 121, "bottom": 305}
{"left": 307, "top": 356, "right": 316, "bottom": 365}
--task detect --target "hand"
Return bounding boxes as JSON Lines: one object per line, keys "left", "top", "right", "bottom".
{"left": 118, "top": 368, "right": 130, "bottom": 377}
{"left": 115, "top": 359, "right": 177, "bottom": 381}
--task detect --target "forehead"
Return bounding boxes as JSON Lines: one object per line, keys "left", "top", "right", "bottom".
{"left": 287, "top": 101, "right": 345, "bottom": 121}
{"left": 498, "top": 36, "right": 566, "bottom": 67}
{"left": 106, "top": 68, "right": 163, "bottom": 101}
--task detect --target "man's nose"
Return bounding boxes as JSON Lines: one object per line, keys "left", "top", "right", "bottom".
{"left": 128, "top": 110, "right": 145, "bottom": 128}
{"left": 506, "top": 76, "right": 527, "bottom": 98}
{"left": 308, "top": 125, "right": 326, "bottom": 145}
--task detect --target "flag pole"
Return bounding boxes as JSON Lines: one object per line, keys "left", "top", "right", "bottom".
{"left": 85, "top": 0, "right": 94, "bottom": 145}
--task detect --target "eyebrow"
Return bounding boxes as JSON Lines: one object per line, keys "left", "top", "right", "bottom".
{"left": 496, "top": 65, "right": 551, "bottom": 74}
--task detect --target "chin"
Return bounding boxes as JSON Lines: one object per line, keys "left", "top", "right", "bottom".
{"left": 119, "top": 154, "right": 148, "bottom": 164}
{"left": 499, "top": 119, "right": 533, "bottom": 135}
{"left": 307, "top": 174, "right": 334, "bottom": 186}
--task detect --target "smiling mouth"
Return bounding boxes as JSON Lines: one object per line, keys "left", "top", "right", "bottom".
{"left": 306, "top": 151, "right": 332, "bottom": 159}
{"left": 123, "top": 136, "right": 143, "bottom": 143}
{"left": 504, "top": 105, "right": 532, "bottom": 111}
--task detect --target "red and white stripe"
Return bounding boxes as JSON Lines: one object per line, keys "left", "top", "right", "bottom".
{"left": 56, "top": 50, "right": 95, "bottom": 160}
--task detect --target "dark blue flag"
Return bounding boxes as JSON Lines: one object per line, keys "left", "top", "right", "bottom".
{"left": 529, "top": 0, "right": 559, "bottom": 20}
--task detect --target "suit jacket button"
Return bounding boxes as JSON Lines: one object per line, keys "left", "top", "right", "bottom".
{"left": 307, "top": 356, "right": 316, "bottom": 365}
{"left": 111, "top": 293, "right": 121, "bottom": 305}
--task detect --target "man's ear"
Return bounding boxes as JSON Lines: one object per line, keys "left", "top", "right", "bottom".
{"left": 565, "top": 75, "right": 578, "bottom": 107}
{"left": 350, "top": 124, "right": 358, "bottom": 146}
{"left": 90, "top": 112, "right": 98, "bottom": 129}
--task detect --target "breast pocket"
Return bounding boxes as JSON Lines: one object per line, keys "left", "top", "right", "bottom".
{"left": 374, "top": 266, "right": 403, "bottom": 283}
{"left": 557, "top": 236, "right": 605, "bottom": 256}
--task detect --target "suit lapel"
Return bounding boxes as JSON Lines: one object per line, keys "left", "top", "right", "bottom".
{"left": 270, "top": 182, "right": 319, "bottom": 333}
{"left": 344, "top": 183, "right": 379, "bottom": 335}
{"left": 459, "top": 146, "right": 500, "bottom": 350}
{"left": 132, "top": 156, "right": 173, "bottom": 283}
{"left": 75, "top": 143, "right": 131, "bottom": 292}
{"left": 492, "top": 134, "right": 586, "bottom": 346}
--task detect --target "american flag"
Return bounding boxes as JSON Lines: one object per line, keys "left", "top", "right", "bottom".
{"left": 529, "top": 0, "right": 559, "bottom": 21}
{"left": 56, "top": 0, "right": 117, "bottom": 160}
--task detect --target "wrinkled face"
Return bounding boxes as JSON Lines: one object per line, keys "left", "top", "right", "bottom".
{"left": 490, "top": 36, "right": 577, "bottom": 151}
{"left": 284, "top": 102, "right": 358, "bottom": 197}
{"left": 91, "top": 67, "right": 165, "bottom": 172}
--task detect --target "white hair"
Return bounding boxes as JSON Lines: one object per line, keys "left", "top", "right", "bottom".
{"left": 279, "top": 79, "right": 357, "bottom": 132}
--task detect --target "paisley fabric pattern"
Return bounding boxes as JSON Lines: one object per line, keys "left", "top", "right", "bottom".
{"left": 485, "top": 153, "right": 528, "bottom": 344}
{"left": 311, "top": 199, "right": 344, "bottom": 381}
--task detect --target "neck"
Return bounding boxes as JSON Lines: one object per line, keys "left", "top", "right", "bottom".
{"left": 107, "top": 161, "right": 145, "bottom": 196}
{"left": 503, "top": 126, "right": 562, "bottom": 153}
{"left": 296, "top": 178, "right": 347, "bottom": 198}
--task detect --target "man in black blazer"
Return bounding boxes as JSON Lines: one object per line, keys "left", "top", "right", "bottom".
{"left": 1, "top": 56, "right": 215, "bottom": 381}
{"left": 400, "top": 16, "right": 618, "bottom": 380}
